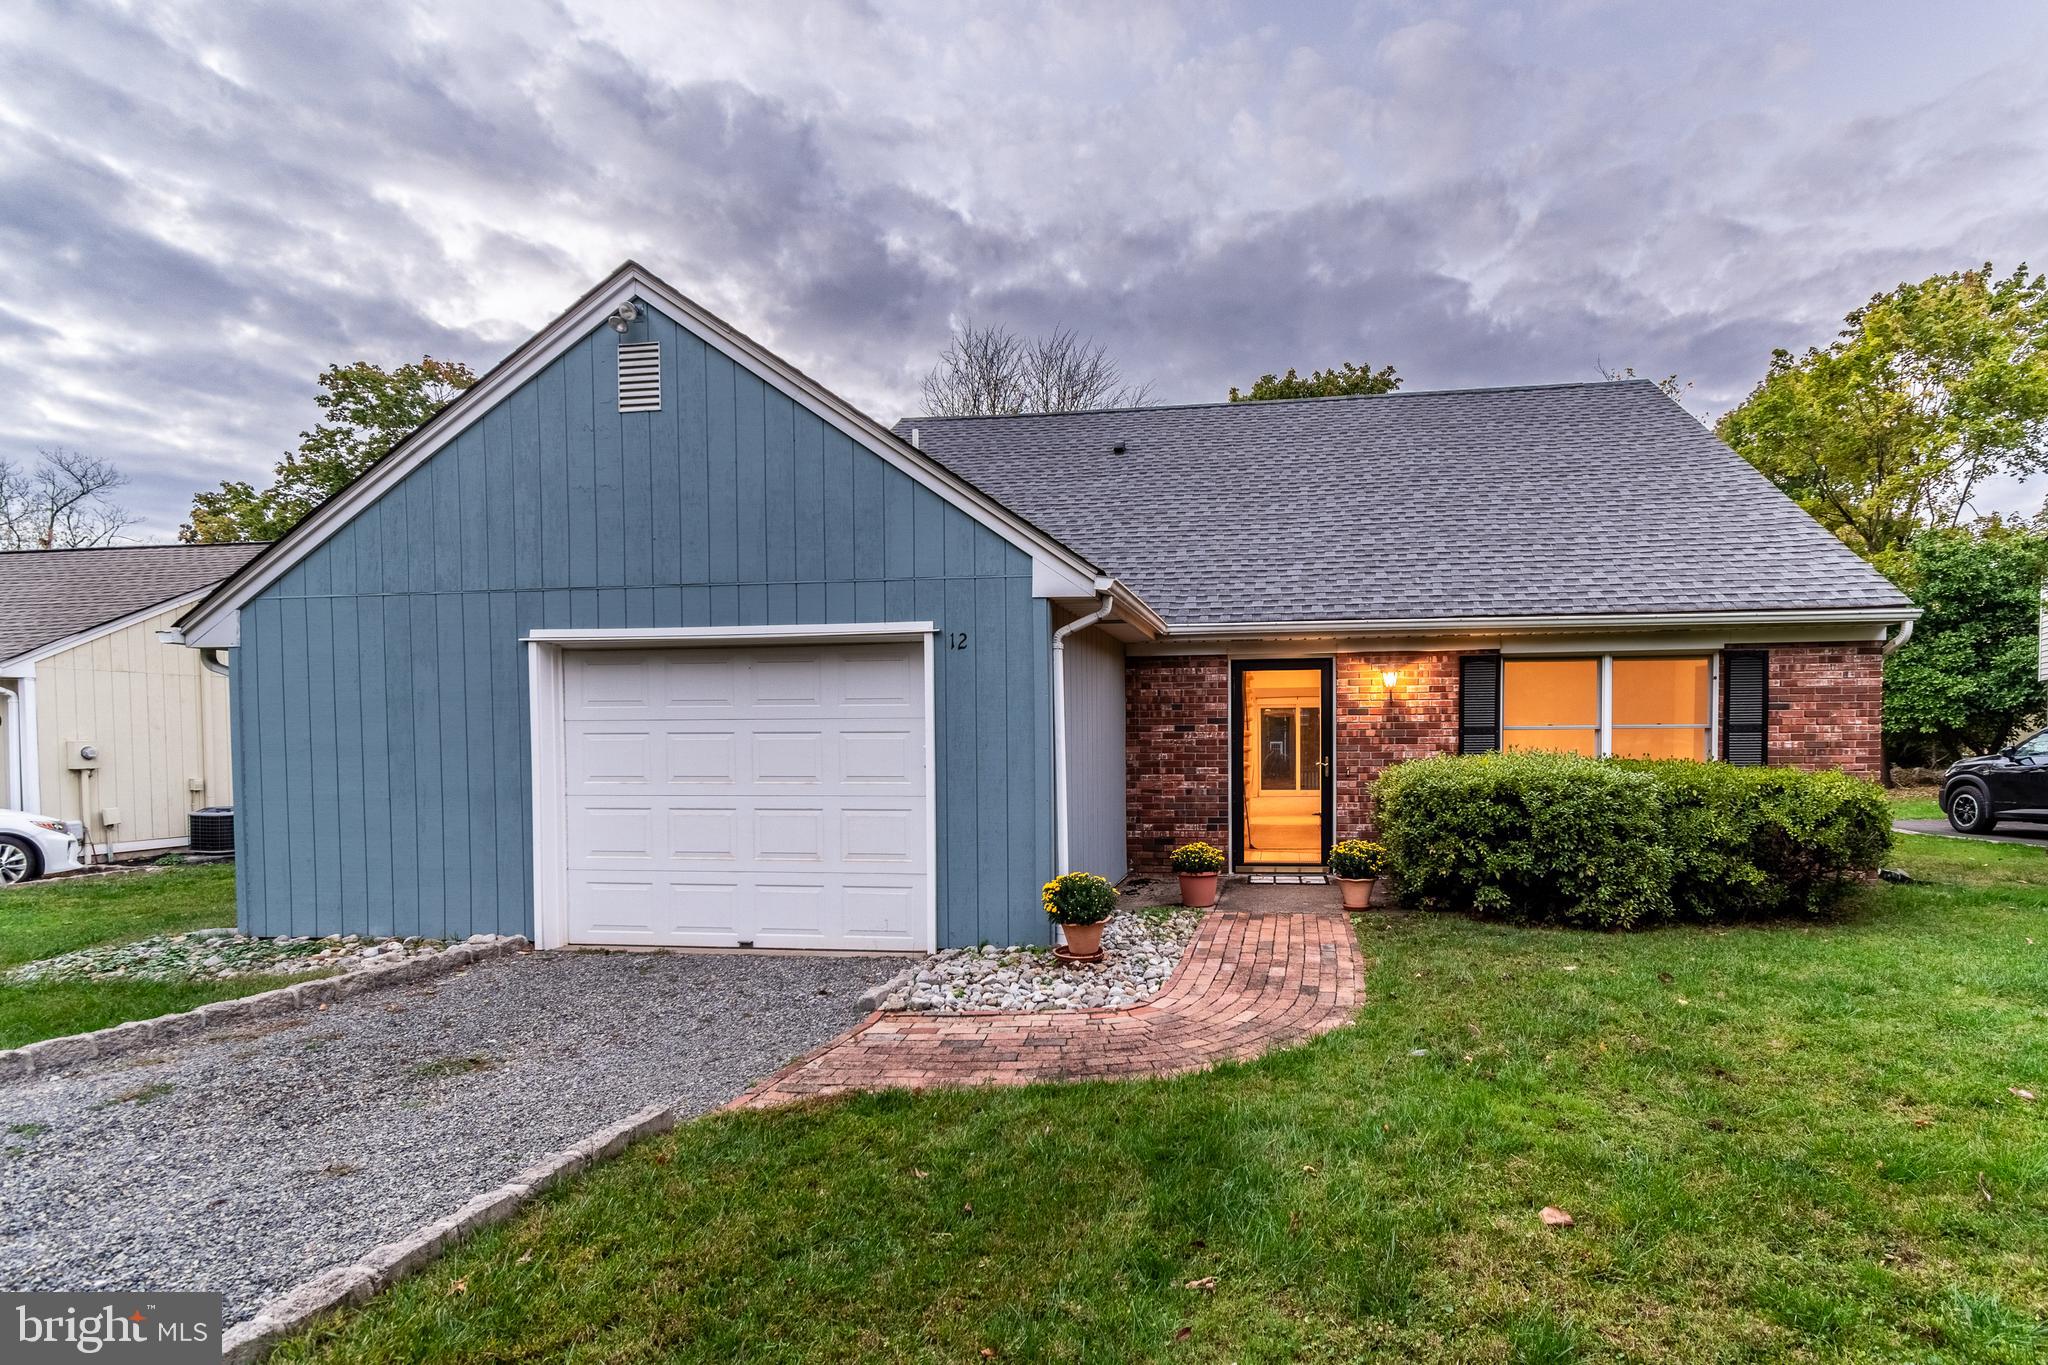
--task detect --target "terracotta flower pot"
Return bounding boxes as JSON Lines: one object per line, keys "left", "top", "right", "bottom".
{"left": 1178, "top": 871, "right": 1219, "bottom": 908}
{"left": 1336, "top": 876, "right": 1375, "bottom": 911}
{"left": 1060, "top": 919, "right": 1105, "bottom": 958}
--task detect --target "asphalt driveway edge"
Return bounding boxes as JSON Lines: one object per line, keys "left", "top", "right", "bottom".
{"left": 219, "top": 1100, "right": 679, "bottom": 1364}
{"left": 0, "top": 935, "right": 531, "bottom": 1081}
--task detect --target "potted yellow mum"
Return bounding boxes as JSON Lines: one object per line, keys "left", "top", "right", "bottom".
{"left": 1327, "top": 839, "right": 1387, "bottom": 911}
{"left": 1169, "top": 841, "right": 1226, "bottom": 908}
{"left": 1043, "top": 872, "right": 1118, "bottom": 962}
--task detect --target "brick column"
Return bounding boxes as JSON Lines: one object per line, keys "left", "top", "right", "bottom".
{"left": 1333, "top": 651, "right": 1462, "bottom": 837}
{"left": 1125, "top": 655, "right": 1229, "bottom": 871}
{"left": 1748, "top": 642, "right": 1885, "bottom": 779}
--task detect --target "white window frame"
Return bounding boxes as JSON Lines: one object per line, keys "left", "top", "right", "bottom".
{"left": 1500, "top": 653, "right": 1719, "bottom": 760}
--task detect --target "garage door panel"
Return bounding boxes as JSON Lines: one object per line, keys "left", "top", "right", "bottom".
{"left": 665, "top": 806, "right": 737, "bottom": 860}
{"left": 567, "top": 804, "right": 656, "bottom": 862}
{"left": 750, "top": 655, "right": 824, "bottom": 707}
{"left": 839, "top": 728, "right": 918, "bottom": 784}
{"left": 753, "top": 807, "right": 825, "bottom": 862}
{"left": 563, "top": 643, "right": 929, "bottom": 951}
{"left": 566, "top": 729, "right": 657, "bottom": 787}
{"left": 752, "top": 730, "right": 825, "bottom": 782}
{"left": 666, "top": 730, "right": 737, "bottom": 784}
{"left": 841, "top": 806, "right": 918, "bottom": 863}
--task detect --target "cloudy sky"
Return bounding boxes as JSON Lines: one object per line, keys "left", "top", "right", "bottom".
{"left": 3, "top": 0, "right": 2046, "bottom": 539}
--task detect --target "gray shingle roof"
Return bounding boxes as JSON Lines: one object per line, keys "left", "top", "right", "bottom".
{"left": 0, "top": 543, "right": 265, "bottom": 663}
{"left": 897, "top": 380, "right": 1912, "bottom": 627}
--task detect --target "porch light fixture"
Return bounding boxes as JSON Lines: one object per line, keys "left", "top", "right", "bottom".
{"left": 1380, "top": 668, "right": 1399, "bottom": 698}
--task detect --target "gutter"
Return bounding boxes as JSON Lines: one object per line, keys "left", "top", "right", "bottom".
{"left": 1051, "top": 592, "right": 1116, "bottom": 872}
{"left": 1160, "top": 605, "right": 1921, "bottom": 639}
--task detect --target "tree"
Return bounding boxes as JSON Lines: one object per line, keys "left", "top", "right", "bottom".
{"left": 0, "top": 447, "right": 133, "bottom": 549}
{"left": 1716, "top": 264, "right": 2048, "bottom": 569}
{"left": 920, "top": 323, "right": 1151, "bottom": 417}
{"left": 184, "top": 356, "right": 476, "bottom": 542}
{"left": 1229, "top": 361, "right": 1400, "bottom": 402}
{"left": 1880, "top": 523, "right": 2048, "bottom": 765}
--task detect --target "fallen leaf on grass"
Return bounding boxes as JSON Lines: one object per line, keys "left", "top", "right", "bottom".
{"left": 516, "top": 1252, "right": 532, "bottom": 1265}
{"left": 1300, "top": 1163, "right": 1318, "bottom": 1173}
{"left": 1978, "top": 1172, "right": 1994, "bottom": 1205}
{"left": 1174, "top": 1325, "right": 1192, "bottom": 1341}
{"left": 1539, "top": 1207, "right": 1575, "bottom": 1228}
{"left": 2010, "top": 1088, "right": 2036, "bottom": 1102}
{"left": 1656, "top": 971, "right": 1673, "bottom": 984}
{"left": 979, "top": 1349, "right": 998, "bottom": 1359}
{"left": 961, "top": 1202, "right": 974, "bottom": 1214}
{"left": 1911, "top": 1117, "right": 1932, "bottom": 1128}
{"left": 445, "top": 1278, "right": 468, "bottom": 1296}
{"left": 1184, "top": 1276, "right": 1218, "bottom": 1292}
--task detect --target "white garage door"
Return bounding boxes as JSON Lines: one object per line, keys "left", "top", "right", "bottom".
{"left": 561, "top": 642, "right": 930, "bottom": 950}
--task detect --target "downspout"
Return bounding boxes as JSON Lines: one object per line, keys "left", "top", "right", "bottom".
{"left": 1051, "top": 593, "right": 1115, "bottom": 872}
{"left": 1882, "top": 617, "right": 1915, "bottom": 656}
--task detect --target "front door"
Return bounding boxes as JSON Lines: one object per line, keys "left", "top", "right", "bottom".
{"left": 1231, "top": 660, "right": 1334, "bottom": 868}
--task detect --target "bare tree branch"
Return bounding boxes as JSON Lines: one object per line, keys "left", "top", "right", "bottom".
{"left": 921, "top": 321, "right": 1151, "bottom": 417}
{"left": 0, "top": 447, "right": 134, "bottom": 549}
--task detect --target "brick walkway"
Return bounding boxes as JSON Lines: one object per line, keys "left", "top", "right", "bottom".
{"left": 735, "top": 887, "right": 1364, "bottom": 1108}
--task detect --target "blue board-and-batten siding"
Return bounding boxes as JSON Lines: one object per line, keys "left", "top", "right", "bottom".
{"left": 228, "top": 305, "right": 1056, "bottom": 949}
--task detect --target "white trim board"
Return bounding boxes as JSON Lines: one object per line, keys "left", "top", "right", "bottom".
{"left": 178, "top": 262, "right": 1116, "bottom": 649}
{"left": 524, "top": 622, "right": 940, "bottom": 953}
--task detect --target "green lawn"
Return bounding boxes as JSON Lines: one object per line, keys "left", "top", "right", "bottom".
{"left": 1889, "top": 788, "right": 1944, "bottom": 821}
{"left": 0, "top": 863, "right": 307, "bottom": 1048}
{"left": 277, "top": 836, "right": 2048, "bottom": 1364}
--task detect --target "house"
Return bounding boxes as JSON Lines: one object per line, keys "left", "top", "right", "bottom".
{"left": 1, "top": 543, "right": 262, "bottom": 855}
{"left": 172, "top": 262, "right": 1916, "bottom": 952}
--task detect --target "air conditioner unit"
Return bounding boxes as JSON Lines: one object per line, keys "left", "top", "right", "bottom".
{"left": 189, "top": 807, "right": 235, "bottom": 855}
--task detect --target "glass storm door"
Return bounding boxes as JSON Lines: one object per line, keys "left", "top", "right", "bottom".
{"left": 1232, "top": 660, "right": 1335, "bottom": 868}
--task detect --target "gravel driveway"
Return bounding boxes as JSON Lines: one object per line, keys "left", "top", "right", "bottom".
{"left": 0, "top": 949, "right": 891, "bottom": 1323}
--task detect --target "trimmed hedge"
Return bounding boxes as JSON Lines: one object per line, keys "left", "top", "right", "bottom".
{"left": 1373, "top": 752, "right": 1892, "bottom": 928}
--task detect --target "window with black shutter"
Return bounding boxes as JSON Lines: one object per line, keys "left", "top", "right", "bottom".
{"left": 1458, "top": 654, "right": 1501, "bottom": 753}
{"left": 1721, "top": 650, "right": 1768, "bottom": 765}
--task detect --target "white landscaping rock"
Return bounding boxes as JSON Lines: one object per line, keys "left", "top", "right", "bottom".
{"left": 880, "top": 908, "right": 1205, "bottom": 1014}
{"left": 3, "top": 932, "right": 451, "bottom": 985}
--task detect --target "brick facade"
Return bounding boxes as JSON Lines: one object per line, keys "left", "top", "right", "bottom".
{"left": 1746, "top": 641, "right": 1886, "bottom": 779}
{"left": 1124, "top": 641, "right": 1884, "bottom": 870}
{"left": 1332, "top": 651, "right": 1462, "bottom": 836}
{"left": 1125, "top": 655, "right": 1231, "bottom": 872}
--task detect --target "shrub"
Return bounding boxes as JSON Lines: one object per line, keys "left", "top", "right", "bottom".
{"left": 1169, "top": 842, "right": 1227, "bottom": 874}
{"left": 1042, "top": 872, "right": 1118, "bottom": 925}
{"left": 1327, "top": 839, "right": 1388, "bottom": 880}
{"left": 1373, "top": 753, "right": 1891, "bottom": 928}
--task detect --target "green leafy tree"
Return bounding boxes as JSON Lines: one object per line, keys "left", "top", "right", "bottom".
{"left": 183, "top": 357, "right": 476, "bottom": 542}
{"left": 1229, "top": 361, "right": 1401, "bottom": 402}
{"left": 1881, "top": 523, "right": 2048, "bottom": 765}
{"left": 1717, "top": 264, "right": 2048, "bottom": 569}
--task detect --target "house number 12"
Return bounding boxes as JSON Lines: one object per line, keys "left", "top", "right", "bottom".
{"left": 948, "top": 632, "right": 969, "bottom": 650}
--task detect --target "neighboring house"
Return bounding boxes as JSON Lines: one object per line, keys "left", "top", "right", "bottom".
{"left": 0, "top": 544, "right": 262, "bottom": 853}
{"left": 173, "top": 262, "right": 1917, "bottom": 952}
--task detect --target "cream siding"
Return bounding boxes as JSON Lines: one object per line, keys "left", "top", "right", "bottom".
{"left": 32, "top": 602, "right": 232, "bottom": 848}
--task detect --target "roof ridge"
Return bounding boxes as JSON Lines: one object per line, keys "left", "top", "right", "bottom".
{"left": 897, "top": 378, "right": 1655, "bottom": 425}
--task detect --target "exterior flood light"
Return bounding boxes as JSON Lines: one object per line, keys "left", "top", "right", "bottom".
{"left": 607, "top": 300, "right": 641, "bottom": 334}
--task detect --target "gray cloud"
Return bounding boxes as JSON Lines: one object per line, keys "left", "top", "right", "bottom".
{"left": 2, "top": 0, "right": 2046, "bottom": 538}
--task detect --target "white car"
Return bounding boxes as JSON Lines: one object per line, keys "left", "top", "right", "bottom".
{"left": 0, "top": 810, "right": 84, "bottom": 884}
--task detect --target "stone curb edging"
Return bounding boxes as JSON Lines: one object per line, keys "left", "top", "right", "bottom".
{"left": 219, "top": 1101, "right": 678, "bottom": 1364}
{"left": 0, "top": 935, "right": 532, "bottom": 1084}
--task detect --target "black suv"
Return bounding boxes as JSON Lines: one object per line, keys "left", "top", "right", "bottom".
{"left": 1941, "top": 729, "right": 2048, "bottom": 833}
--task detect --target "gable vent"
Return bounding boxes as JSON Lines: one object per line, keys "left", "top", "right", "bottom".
{"left": 617, "top": 342, "right": 661, "bottom": 413}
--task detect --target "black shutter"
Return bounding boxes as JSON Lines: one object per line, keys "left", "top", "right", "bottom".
{"left": 1458, "top": 654, "right": 1501, "bottom": 754}
{"left": 1722, "top": 651, "right": 1768, "bottom": 765}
